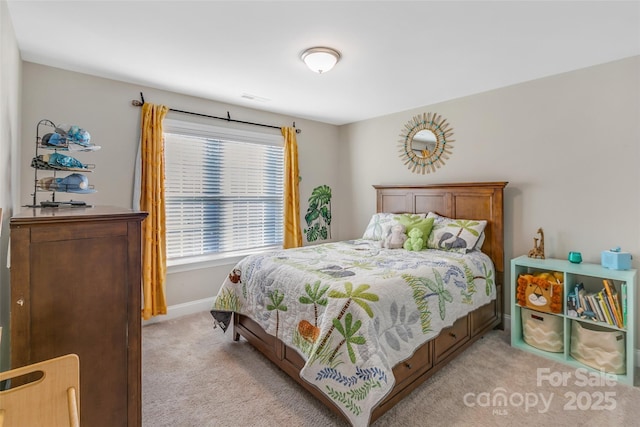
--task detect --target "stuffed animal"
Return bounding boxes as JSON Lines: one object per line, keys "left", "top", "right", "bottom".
{"left": 383, "top": 224, "right": 407, "bottom": 249}
{"left": 403, "top": 228, "right": 424, "bottom": 251}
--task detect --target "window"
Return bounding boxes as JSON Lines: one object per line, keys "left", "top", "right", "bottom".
{"left": 163, "top": 119, "right": 284, "bottom": 266}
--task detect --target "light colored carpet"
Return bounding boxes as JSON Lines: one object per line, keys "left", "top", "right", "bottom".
{"left": 142, "top": 311, "right": 640, "bottom": 426}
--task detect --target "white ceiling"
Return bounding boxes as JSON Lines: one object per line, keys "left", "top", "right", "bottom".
{"left": 6, "top": 1, "right": 640, "bottom": 125}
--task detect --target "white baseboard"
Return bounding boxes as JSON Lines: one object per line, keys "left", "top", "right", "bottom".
{"left": 142, "top": 297, "right": 215, "bottom": 326}
{"left": 503, "top": 313, "right": 640, "bottom": 368}
{"left": 144, "top": 303, "right": 640, "bottom": 368}
{"left": 503, "top": 313, "right": 511, "bottom": 330}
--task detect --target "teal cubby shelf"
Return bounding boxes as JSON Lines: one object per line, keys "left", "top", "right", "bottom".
{"left": 511, "top": 255, "right": 636, "bottom": 386}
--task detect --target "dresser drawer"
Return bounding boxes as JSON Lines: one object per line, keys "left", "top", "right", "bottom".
{"left": 470, "top": 299, "right": 498, "bottom": 336}
{"left": 392, "top": 342, "right": 432, "bottom": 386}
{"left": 434, "top": 316, "right": 470, "bottom": 362}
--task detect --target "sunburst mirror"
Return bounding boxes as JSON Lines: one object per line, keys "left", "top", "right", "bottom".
{"left": 398, "top": 112, "right": 454, "bottom": 174}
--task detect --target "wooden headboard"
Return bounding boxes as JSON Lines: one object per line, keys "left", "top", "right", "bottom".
{"left": 374, "top": 182, "right": 508, "bottom": 323}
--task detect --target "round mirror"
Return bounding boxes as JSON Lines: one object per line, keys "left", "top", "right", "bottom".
{"left": 398, "top": 112, "right": 454, "bottom": 174}
{"left": 411, "top": 130, "right": 437, "bottom": 157}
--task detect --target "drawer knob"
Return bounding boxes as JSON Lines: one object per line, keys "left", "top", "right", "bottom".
{"left": 16, "top": 298, "right": 24, "bottom": 306}
{"left": 449, "top": 332, "right": 457, "bottom": 339}
{"left": 405, "top": 362, "right": 412, "bottom": 369}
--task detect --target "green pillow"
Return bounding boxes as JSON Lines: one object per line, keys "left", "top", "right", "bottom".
{"left": 395, "top": 215, "right": 434, "bottom": 249}
{"left": 394, "top": 213, "right": 423, "bottom": 228}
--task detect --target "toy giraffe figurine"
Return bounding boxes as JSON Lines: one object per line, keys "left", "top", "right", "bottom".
{"left": 527, "top": 228, "right": 545, "bottom": 259}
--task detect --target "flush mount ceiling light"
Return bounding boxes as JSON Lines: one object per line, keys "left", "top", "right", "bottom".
{"left": 300, "top": 47, "right": 341, "bottom": 74}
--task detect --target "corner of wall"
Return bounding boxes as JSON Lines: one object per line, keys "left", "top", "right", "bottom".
{"left": 1, "top": 0, "right": 23, "bottom": 371}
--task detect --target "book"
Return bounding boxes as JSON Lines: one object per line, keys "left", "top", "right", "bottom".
{"left": 598, "top": 289, "right": 616, "bottom": 326}
{"left": 566, "top": 290, "right": 578, "bottom": 317}
{"left": 597, "top": 291, "right": 614, "bottom": 326}
{"left": 602, "top": 289, "right": 620, "bottom": 327}
{"left": 610, "top": 290, "right": 623, "bottom": 328}
{"left": 621, "top": 282, "right": 627, "bottom": 328}
{"left": 587, "top": 294, "right": 604, "bottom": 322}
{"left": 576, "top": 283, "right": 589, "bottom": 315}
{"left": 595, "top": 293, "right": 607, "bottom": 323}
{"left": 602, "top": 279, "right": 623, "bottom": 327}
{"left": 581, "top": 291, "right": 595, "bottom": 317}
{"left": 612, "top": 289, "right": 624, "bottom": 327}
{"left": 575, "top": 283, "right": 584, "bottom": 310}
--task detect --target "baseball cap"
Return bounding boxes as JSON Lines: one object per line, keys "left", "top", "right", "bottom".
{"left": 45, "top": 153, "right": 87, "bottom": 169}
{"left": 42, "top": 132, "right": 67, "bottom": 147}
{"left": 55, "top": 124, "right": 91, "bottom": 146}
{"left": 37, "top": 173, "right": 96, "bottom": 194}
{"left": 31, "top": 154, "right": 90, "bottom": 172}
{"left": 54, "top": 123, "right": 71, "bottom": 136}
{"left": 42, "top": 131, "right": 100, "bottom": 151}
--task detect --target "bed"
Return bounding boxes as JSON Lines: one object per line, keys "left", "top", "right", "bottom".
{"left": 211, "top": 182, "right": 507, "bottom": 426}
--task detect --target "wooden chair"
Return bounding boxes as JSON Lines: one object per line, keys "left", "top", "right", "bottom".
{"left": 0, "top": 354, "right": 80, "bottom": 427}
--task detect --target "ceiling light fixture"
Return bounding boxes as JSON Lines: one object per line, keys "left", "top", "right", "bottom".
{"left": 300, "top": 47, "right": 341, "bottom": 74}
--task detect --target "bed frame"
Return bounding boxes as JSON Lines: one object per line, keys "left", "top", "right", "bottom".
{"left": 230, "top": 182, "right": 507, "bottom": 424}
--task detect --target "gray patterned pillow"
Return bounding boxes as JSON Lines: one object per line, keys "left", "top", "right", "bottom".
{"left": 426, "top": 212, "right": 487, "bottom": 253}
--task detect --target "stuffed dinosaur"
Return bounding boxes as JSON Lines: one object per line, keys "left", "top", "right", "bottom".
{"left": 403, "top": 227, "right": 424, "bottom": 251}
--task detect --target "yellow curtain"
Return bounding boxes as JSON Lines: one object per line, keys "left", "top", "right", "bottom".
{"left": 282, "top": 127, "right": 302, "bottom": 249}
{"left": 140, "top": 102, "right": 169, "bottom": 320}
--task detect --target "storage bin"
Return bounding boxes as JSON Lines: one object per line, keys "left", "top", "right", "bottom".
{"left": 521, "top": 307, "right": 564, "bottom": 352}
{"left": 516, "top": 273, "right": 563, "bottom": 314}
{"left": 570, "top": 321, "right": 625, "bottom": 375}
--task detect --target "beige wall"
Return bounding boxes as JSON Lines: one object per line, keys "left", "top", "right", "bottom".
{"left": 338, "top": 56, "right": 640, "bottom": 327}
{"left": 11, "top": 45, "right": 640, "bottom": 357}
{"left": 20, "top": 63, "right": 341, "bottom": 307}
{"left": 0, "top": 0, "right": 22, "bottom": 371}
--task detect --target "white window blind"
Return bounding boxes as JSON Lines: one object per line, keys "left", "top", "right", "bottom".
{"left": 163, "top": 119, "right": 284, "bottom": 264}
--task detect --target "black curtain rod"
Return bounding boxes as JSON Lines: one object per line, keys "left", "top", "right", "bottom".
{"left": 131, "top": 92, "right": 301, "bottom": 134}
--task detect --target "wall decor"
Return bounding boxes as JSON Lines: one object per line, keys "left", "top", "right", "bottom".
{"left": 398, "top": 112, "right": 454, "bottom": 174}
{"left": 304, "top": 185, "right": 332, "bottom": 242}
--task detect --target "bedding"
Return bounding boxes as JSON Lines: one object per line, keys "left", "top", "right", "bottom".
{"left": 211, "top": 238, "right": 496, "bottom": 426}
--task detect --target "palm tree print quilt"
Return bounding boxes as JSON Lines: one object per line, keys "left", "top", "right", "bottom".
{"left": 211, "top": 239, "right": 496, "bottom": 426}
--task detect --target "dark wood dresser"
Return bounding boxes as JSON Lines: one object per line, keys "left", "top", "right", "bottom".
{"left": 10, "top": 206, "right": 147, "bottom": 427}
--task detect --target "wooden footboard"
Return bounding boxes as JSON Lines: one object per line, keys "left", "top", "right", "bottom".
{"left": 230, "top": 182, "right": 507, "bottom": 424}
